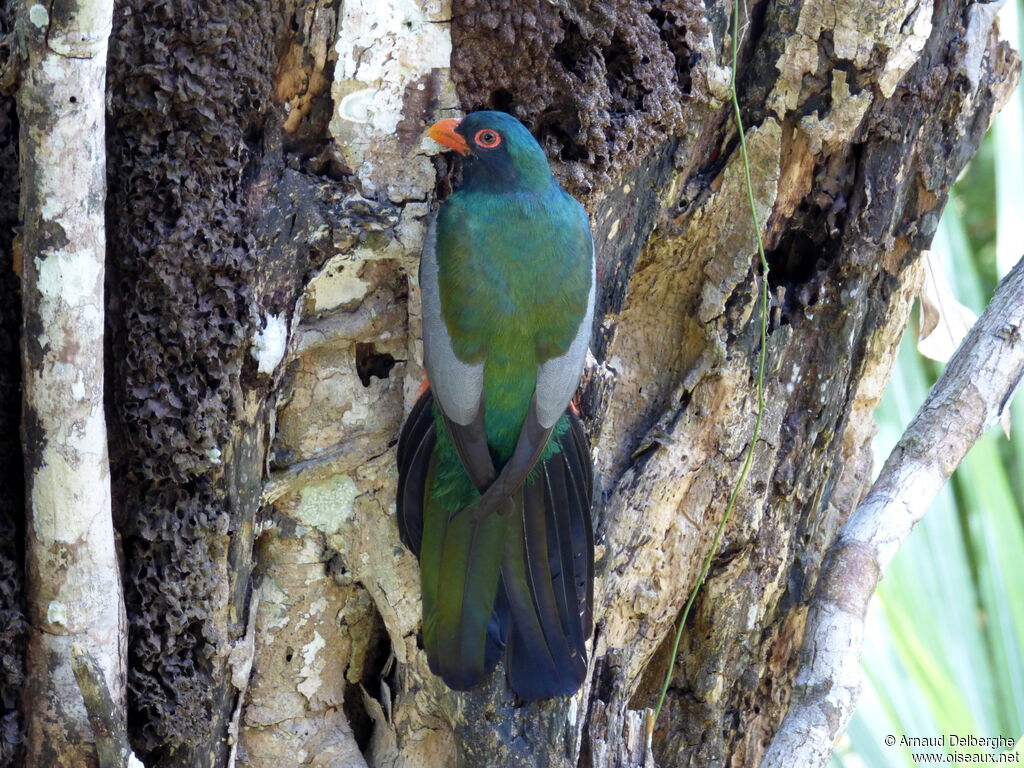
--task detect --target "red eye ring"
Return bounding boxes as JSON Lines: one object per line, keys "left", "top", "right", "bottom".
{"left": 474, "top": 129, "right": 501, "bottom": 149}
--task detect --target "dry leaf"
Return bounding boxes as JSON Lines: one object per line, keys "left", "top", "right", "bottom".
{"left": 918, "top": 251, "right": 978, "bottom": 363}
{"left": 917, "top": 252, "right": 1012, "bottom": 437}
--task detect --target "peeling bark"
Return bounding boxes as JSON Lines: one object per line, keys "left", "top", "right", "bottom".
{"left": 17, "top": 1, "right": 124, "bottom": 766}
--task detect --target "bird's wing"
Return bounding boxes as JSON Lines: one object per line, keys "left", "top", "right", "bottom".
{"left": 420, "top": 214, "right": 485, "bottom": 426}
{"left": 396, "top": 387, "right": 435, "bottom": 555}
{"left": 534, "top": 233, "right": 596, "bottom": 429}
{"left": 419, "top": 216, "right": 496, "bottom": 493}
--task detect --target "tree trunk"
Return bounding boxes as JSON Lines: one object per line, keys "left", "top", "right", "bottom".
{"left": 0, "top": 0, "right": 1017, "bottom": 765}
{"left": 16, "top": 1, "right": 125, "bottom": 766}
{"left": 0, "top": 1, "right": 26, "bottom": 764}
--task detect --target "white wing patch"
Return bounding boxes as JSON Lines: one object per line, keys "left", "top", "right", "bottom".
{"left": 420, "top": 217, "right": 484, "bottom": 426}
{"left": 534, "top": 242, "right": 596, "bottom": 429}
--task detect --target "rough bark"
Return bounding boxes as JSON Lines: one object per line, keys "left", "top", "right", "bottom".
{"left": 17, "top": 1, "right": 125, "bottom": 766}
{"left": 229, "top": 0, "right": 1016, "bottom": 762}
{"left": 0, "top": 0, "right": 1014, "bottom": 765}
{"left": 0, "top": 2, "right": 25, "bottom": 764}
{"left": 763, "top": 255, "right": 1024, "bottom": 768}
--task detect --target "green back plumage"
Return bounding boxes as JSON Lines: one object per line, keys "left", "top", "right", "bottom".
{"left": 431, "top": 113, "right": 591, "bottom": 496}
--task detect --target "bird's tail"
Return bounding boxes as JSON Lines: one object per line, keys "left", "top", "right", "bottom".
{"left": 397, "top": 388, "right": 594, "bottom": 698}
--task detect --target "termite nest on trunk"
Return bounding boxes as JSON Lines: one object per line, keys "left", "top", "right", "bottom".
{"left": 105, "top": 0, "right": 283, "bottom": 755}
{"left": 452, "top": 0, "right": 709, "bottom": 197}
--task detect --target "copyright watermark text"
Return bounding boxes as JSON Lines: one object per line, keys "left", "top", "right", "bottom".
{"left": 883, "top": 734, "right": 1019, "bottom": 763}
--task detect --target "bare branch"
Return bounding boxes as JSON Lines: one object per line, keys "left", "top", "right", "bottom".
{"left": 71, "top": 646, "right": 139, "bottom": 768}
{"left": 761, "top": 255, "right": 1024, "bottom": 768}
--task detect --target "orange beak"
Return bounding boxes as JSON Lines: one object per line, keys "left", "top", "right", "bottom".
{"left": 426, "top": 118, "right": 470, "bottom": 155}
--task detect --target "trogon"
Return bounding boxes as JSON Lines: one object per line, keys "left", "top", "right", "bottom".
{"left": 396, "top": 110, "right": 596, "bottom": 700}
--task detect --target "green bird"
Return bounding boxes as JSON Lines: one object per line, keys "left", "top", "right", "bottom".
{"left": 396, "top": 111, "right": 596, "bottom": 699}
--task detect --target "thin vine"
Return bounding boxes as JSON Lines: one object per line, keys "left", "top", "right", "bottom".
{"left": 650, "top": 0, "right": 772, "bottom": 731}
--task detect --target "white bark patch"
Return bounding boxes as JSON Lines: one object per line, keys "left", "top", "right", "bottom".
{"left": 337, "top": 88, "right": 377, "bottom": 124}
{"left": 47, "top": 601, "right": 69, "bottom": 628}
{"left": 296, "top": 630, "right": 326, "bottom": 701}
{"left": 251, "top": 314, "right": 289, "bottom": 375}
{"left": 963, "top": 0, "right": 1009, "bottom": 90}
{"left": 35, "top": 249, "right": 101, "bottom": 306}
{"left": 329, "top": 0, "right": 458, "bottom": 200}
{"left": 306, "top": 261, "right": 371, "bottom": 314}
{"left": 29, "top": 4, "right": 49, "bottom": 26}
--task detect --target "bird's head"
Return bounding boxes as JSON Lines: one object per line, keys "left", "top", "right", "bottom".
{"left": 426, "top": 111, "right": 553, "bottom": 193}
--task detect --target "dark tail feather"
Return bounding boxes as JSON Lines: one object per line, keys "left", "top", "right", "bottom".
{"left": 545, "top": 450, "right": 587, "bottom": 656}
{"left": 503, "top": 412, "right": 595, "bottom": 700}
{"left": 396, "top": 389, "right": 436, "bottom": 555}
{"left": 503, "top": 485, "right": 579, "bottom": 700}
{"left": 486, "top": 586, "right": 510, "bottom": 673}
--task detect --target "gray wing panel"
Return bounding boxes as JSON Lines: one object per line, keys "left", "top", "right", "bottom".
{"left": 420, "top": 216, "right": 484, "bottom": 426}
{"left": 534, "top": 243, "right": 595, "bottom": 429}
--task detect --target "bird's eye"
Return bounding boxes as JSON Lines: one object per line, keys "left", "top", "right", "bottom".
{"left": 474, "top": 129, "right": 501, "bottom": 149}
